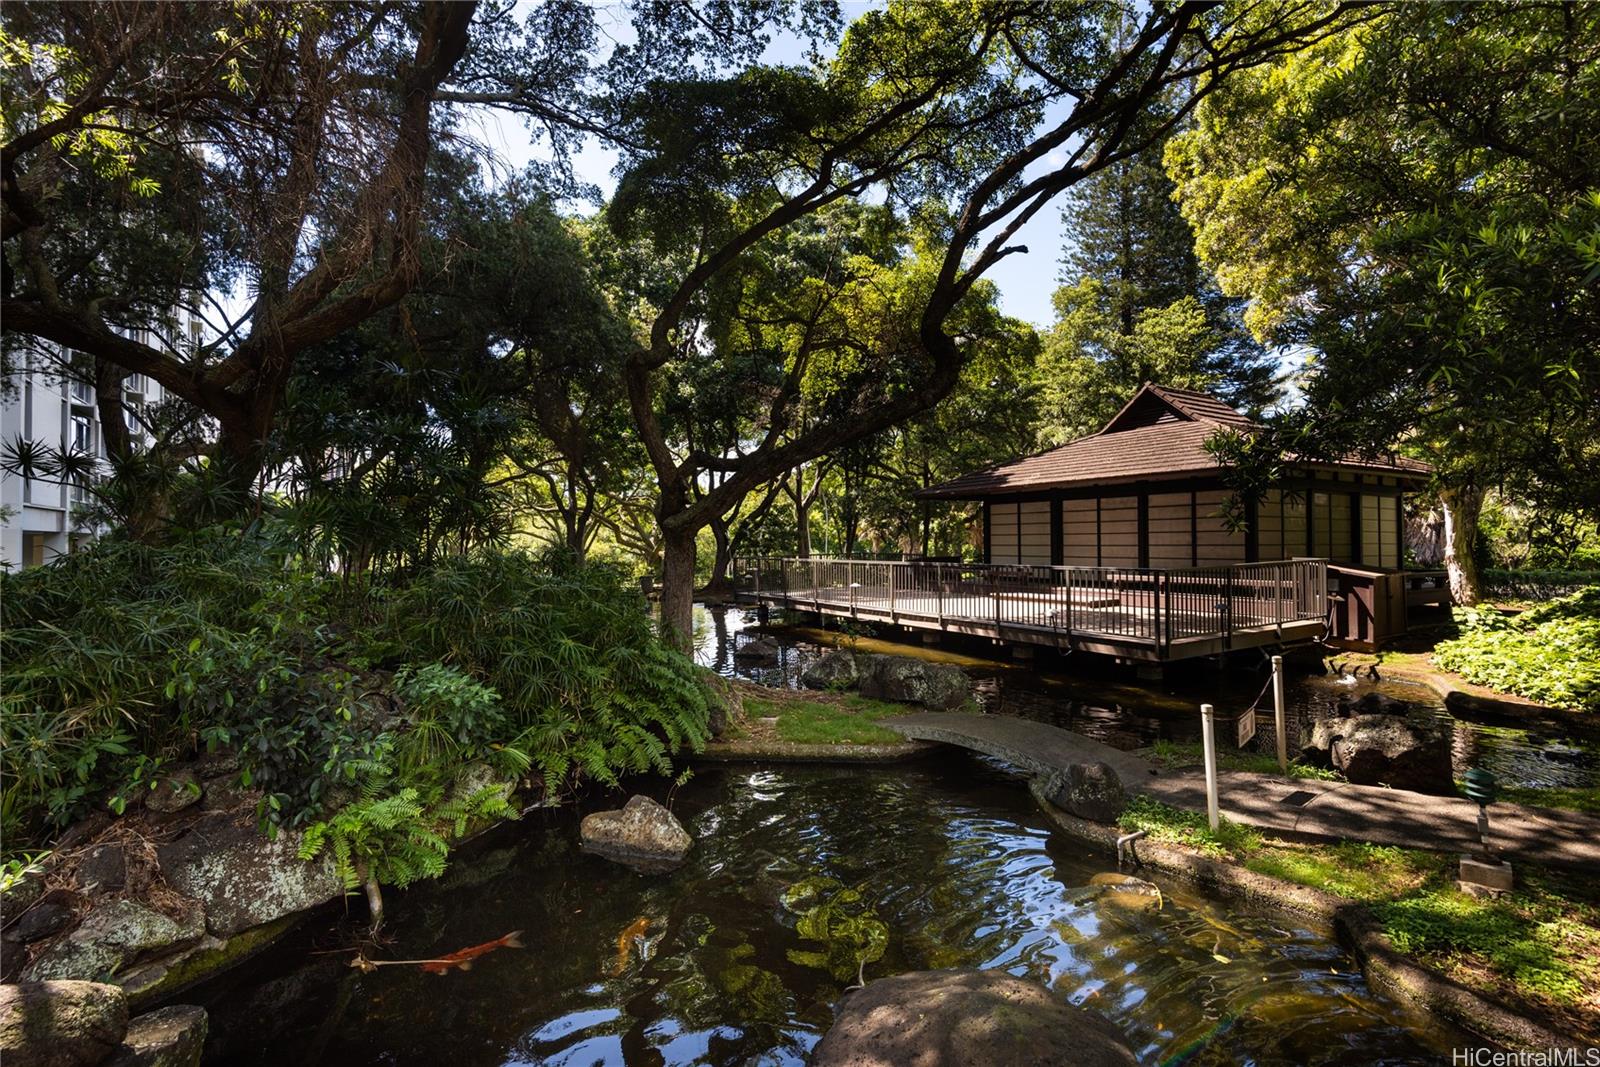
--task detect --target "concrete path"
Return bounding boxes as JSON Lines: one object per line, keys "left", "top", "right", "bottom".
{"left": 886, "top": 713, "right": 1600, "bottom": 872}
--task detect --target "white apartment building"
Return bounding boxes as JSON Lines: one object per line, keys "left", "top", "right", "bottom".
{"left": 0, "top": 323, "right": 196, "bottom": 569}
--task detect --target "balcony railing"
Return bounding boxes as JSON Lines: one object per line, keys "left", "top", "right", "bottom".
{"left": 730, "top": 556, "right": 1328, "bottom": 655}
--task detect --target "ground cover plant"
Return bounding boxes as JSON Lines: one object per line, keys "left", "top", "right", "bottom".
{"left": 1432, "top": 588, "right": 1600, "bottom": 712}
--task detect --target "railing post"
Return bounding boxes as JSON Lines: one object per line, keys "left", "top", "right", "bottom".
{"left": 1152, "top": 570, "right": 1162, "bottom": 652}
{"left": 889, "top": 563, "right": 897, "bottom": 622}
{"left": 1201, "top": 703, "right": 1220, "bottom": 831}
{"left": 1272, "top": 654, "right": 1288, "bottom": 777}
{"left": 937, "top": 565, "right": 945, "bottom": 626}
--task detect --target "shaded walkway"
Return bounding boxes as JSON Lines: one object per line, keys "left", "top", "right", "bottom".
{"left": 886, "top": 712, "right": 1600, "bottom": 872}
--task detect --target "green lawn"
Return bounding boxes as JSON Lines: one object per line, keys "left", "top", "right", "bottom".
{"left": 734, "top": 693, "right": 907, "bottom": 745}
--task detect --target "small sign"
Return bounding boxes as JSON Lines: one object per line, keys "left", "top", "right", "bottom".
{"left": 1236, "top": 707, "right": 1257, "bottom": 748}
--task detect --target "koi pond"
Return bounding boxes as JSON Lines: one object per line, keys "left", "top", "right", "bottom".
{"left": 694, "top": 604, "right": 1600, "bottom": 790}
{"left": 200, "top": 754, "right": 1463, "bottom": 1065}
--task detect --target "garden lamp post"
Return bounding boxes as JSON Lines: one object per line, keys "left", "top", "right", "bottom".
{"left": 1462, "top": 767, "right": 1498, "bottom": 858}
{"left": 1458, "top": 766, "right": 1512, "bottom": 894}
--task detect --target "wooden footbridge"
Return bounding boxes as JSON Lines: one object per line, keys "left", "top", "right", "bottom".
{"left": 731, "top": 556, "right": 1328, "bottom": 663}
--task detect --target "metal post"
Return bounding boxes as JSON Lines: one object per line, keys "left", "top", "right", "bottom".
{"left": 1201, "top": 703, "right": 1220, "bottom": 832}
{"left": 888, "top": 563, "right": 896, "bottom": 622}
{"left": 1272, "top": 654, "right": 1288, "bottom": 777}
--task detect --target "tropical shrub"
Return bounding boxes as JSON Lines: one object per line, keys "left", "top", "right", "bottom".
{"left": 1433, "top": 588, "right": 1600, "bottom": 712}
{"left": 0, "top": 527, "right": 711, "bottom": 856}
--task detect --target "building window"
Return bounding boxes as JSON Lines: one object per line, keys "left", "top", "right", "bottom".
{"left": 70, "top": 378, "right": 94, "bottom": 405}
{"left": 70, "top": 413, "right": 94, "bottom": 454}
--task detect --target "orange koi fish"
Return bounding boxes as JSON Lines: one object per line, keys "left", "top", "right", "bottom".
{"left": 419, "top": 930, "right": 524, "bottom": 974}
{"left": 610, "top": 916, "right": 652, "bottom": 977}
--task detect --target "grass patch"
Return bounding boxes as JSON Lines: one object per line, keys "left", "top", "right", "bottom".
{"left": 1245, "top": 841, "right": 1448, "bottom": 902}
{"left": 1371, "top": 868, "right": 1600, "bottom": 1035}
{"left": 736, "top": 692, "right": 907, "bottom": 746}
{"left": 1493, "top": 785, "right": 1600, "bottom": 815}
{"left": 1142, "top": 739, "right": 1340, "bottom": 781}
{"left": 1116, "top": 795, "right": 1261, "bottom": 859}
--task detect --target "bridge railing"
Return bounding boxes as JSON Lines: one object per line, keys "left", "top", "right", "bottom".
{"left": 730, "top": 556, "right": 1327, "bottom": 651}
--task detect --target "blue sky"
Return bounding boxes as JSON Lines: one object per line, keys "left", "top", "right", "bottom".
{"left": 463, "top": 1, "right": 1072, "bottom": 330}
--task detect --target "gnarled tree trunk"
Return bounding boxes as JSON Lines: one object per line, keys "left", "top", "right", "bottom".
{"left": 1439, "top": 482, "right": 1483, "bottom": 606}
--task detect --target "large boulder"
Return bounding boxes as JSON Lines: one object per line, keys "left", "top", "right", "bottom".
{"left": 107, "top": 1005, "right": 207, "bottom": 1067}
{"left": 580, "top": 795, "right": 693, "bottom": 872}
{"left": 809, "top": 968, "right": 1137, "bottom": 1067}
{"left": 1301, "top": 712, "right": 1453, "bottom": 794}
{"left": 0, "top": 980, "right": 130, "bottom": 1067}
{"left": 801, "top": 651, "right": 863, "bottom": 691}
{"left": 858, "top": 656, "right": 970, "bottom": 711}
{"left": 156, "top": 815, "right": 342, "bottom": 937}
{"left": 22, "top": 900, "right": 205, "bottom": 984}
{"left": 1042, "top": 762, "right": 1127, "bottom": 824}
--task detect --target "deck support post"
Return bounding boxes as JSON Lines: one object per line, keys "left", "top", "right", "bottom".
{"left": 1200, "top": 703, "right": 1221, "bottom": 831}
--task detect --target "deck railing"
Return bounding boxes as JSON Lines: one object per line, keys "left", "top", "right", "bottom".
{"left": 731, "top": 556, "right": 1327, "bottom": 654}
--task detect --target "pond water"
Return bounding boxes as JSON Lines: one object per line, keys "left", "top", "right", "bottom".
{"left": 693, "top": 604, "right": 1600, "bottom": 790}
{"left": 200, "top": 755, "right": 1461, "bottom": 1065}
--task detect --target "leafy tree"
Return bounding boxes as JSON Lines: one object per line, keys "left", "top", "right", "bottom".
{"left": 1167, "top": 2, "right": 1600, "bottom": 602}
{"left": 1036, "top": 103, "right": 1276, "bottom": 445}
{"left": 2, "top": 2, "right": 482, "bottom": 486}
{"left": 609, "top": 0, "right": 1369, "bottom": 645}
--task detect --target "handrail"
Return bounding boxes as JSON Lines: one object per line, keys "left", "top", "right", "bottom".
{"left": 731, "top": 556, "right": 1328, "bottom": 648}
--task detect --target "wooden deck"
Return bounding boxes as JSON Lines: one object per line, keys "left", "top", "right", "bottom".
{"left": 731, "top": 557, "right": 1329, "bottom": 662}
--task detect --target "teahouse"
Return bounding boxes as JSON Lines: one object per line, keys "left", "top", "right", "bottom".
{"left": 917, "top": 382, "right": 1427, "bottom": 572}
{"left": 733, "top": 385, "right": 1446, "bottom": 661}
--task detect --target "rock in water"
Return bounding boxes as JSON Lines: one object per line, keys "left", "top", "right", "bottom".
{"left": 1043, "top": 762, "right": 1127, "bottom": 823}
{"left": 580, "top": 796, "right": 693, "bottom": 872}
{"left": 858, "top": 656, "right": 970, "bottom": 711}
{"left": 809, "top": 968, "right": 1138, "bottom": 1067}
{"left": 733, "top": 636, "right": 782, "bottom": 665}
{"left": 0, "top": 980, "right": 129, "bottom": 1067}
{"left": 1301, "top": 713, "right": 1453, "bottom": 794}
{"left": 801, "top": 650, "right": 863, "bottom": 691}
{"left": 156, "top": 815, "right": 342, "bottom": 937}
{"left": 107, "top": 1005, "right": 207, "bottom": 1067}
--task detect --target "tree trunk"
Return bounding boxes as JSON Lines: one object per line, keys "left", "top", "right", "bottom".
{"left": 703, "top": 517, "right": 733, "bottom": 596}
{"left": 659, "top": 526, "right": 698, "bottom": 652}
{"left": 1440, "top": 482, "right": 1484, "bottom": 606}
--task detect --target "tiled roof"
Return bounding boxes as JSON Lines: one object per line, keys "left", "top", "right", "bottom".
{"left": 918, "top": 383, "right": 1428, "bottom": 499}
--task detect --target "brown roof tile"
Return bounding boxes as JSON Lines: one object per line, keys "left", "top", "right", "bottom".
{"left": 918, "top": 383, "right": 1429, "bottom": 499}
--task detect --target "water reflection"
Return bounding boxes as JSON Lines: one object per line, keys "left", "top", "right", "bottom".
{"left": 203, "top": 756, "right": 1460, "bottom": 1065}
{"left": 693, "top": 604, "right": 1599, "bottom": 789}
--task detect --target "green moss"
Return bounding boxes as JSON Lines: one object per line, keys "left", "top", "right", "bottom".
{"left": 125, "top": 913, "right": 302, "bottom": 1010}
{"left": 741, "top": 694, "right": 905, "bottom": 745}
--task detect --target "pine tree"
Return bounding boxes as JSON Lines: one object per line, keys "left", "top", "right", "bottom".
{"left": 1037, "top": 116, "right": 1277, "bottom": 444}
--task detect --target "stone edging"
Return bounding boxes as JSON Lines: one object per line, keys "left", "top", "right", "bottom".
{"left": 1027, "top": 780, "right": 1580, "bottom": 1051}
{"left": 1373, "top": 661, "right": 1590, "bottom": 729}
{"left": 689, "top": 740, "right": 936, "bottom": 763}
